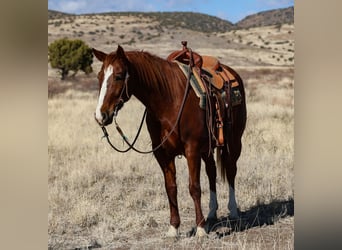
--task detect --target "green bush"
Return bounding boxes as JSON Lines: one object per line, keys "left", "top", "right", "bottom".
{"left": 48, "top": 38, "right": 93, "bottom": 80}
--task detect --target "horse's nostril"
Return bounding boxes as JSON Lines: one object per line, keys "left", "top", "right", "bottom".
{"left": 102, "top": 112, "right": 108, "bottom": 122}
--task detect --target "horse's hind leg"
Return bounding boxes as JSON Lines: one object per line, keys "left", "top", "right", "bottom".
{"left": 202, "top": 153, "right": 218, "bottom": 220}
{"left": 227, "top": 158, "right": 238, "bottom": 219}
{"left": 223, "top": 138, "right": 242, "bottom": 219}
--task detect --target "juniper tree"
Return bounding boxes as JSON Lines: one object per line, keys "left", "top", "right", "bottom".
{"left": 48, "top": 38, "right": 93, "bottom": 80}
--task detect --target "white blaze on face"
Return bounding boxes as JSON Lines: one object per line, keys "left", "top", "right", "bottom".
{"left": 95, "top": 65, "right": 113, "bottom": 123}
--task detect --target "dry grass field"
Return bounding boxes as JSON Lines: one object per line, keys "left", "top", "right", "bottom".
{"left": 48, "top": 12, "right": 294, "bottom": 249}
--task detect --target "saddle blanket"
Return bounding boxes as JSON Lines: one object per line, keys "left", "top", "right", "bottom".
{"left": 176, "top": 61, "right": 242, "bottom": 109}
{"left": 176, "top": 62, "right": 207, "bottom": 109}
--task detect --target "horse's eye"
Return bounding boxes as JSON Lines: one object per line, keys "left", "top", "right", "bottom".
{"left": 115, "top": 75, "right": 123, "bottom": 81}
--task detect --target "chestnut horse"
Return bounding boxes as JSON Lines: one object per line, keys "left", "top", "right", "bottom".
{"left": 93, "top": 45, "right": 246, "bottom": 237}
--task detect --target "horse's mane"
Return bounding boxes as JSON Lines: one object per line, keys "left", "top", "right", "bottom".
{"left": 125, "top": 51, "right": 185, "bottom": 101}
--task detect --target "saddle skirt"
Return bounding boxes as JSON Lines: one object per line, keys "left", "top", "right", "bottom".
{"left": 167, "top": 41, "right": 242, "bottom": 146}
{"left": 167, "top": 47, "right": 239, "bottom": 91}
{"left": 201, "top": 55, "right": 239, "bottom": 90}
{"left": 167, "top": 41, "right": 242, "bottom": 109}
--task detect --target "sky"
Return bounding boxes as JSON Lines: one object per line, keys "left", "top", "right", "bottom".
{"left": 48, "top": 0, "right": 294, "bottom": 24}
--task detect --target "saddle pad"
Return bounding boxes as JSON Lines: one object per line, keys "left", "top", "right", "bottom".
{"left": 176, "top": 62, "right": 206, "bottom": 109}
{"left": 175, "top": 61, "right": 241, "bottom": 109}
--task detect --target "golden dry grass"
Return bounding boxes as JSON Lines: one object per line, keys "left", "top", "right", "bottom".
{"left": 48, "top": 12, "right": 294, "bottom": 249}
{"left": 48, "top": 66, "right": 293, "bottom": 249}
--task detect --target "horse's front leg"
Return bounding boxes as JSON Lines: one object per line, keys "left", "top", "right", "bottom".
{"left": 147, "top": 114, "right": 180, "bottom": 237}
{"left": 154, "top": 150, "right": 180, "bottom": 238}
{"left": 185, "top": 146, "right": 206, "bottom": 237}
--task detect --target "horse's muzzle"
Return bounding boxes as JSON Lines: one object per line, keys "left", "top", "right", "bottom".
{"left": 94, "top": 111, "right": 114, "bottom": 126}
{"left": 102, "top": 112, "right": 114, "bottom": 126}
{"left": 94, "top": 101, "right": 123, "bottom": 126}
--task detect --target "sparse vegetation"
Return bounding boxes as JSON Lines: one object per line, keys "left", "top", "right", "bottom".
{"left": 48, "top": 8, "right": 294, "bottom": 249}
{"left": 48, "top": 38, "right": 93, "bottom": 80}
{"left": 237, "top": 7, "right": 293, "bottom": 29}
{"left": 48, "top": 67, "right": 294, "bottom": 249}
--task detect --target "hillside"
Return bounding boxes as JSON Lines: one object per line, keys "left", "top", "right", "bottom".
{"left": 236, "top": 7, "right": 294, "bottom": 29}
{"left": 48, "top": 7, "right": 294, "bottom": 250}
{"left": 48, "top": 9, "right": 74, "bottom": 19}
{"left": 48, "top": 11, "right": 234, "bottom": 33}
{"left": 48, "top": 7, "right": 294, "bottom": 32}
{"left": 48, "top": 9, "right": 294, "bottom": 68}
{"left": 99, "top": 12, "right": 235, "bottom": 33}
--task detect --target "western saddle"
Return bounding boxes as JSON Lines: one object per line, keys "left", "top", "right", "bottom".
{"left": 167, "top": 41, "right": 241, "bottom": 146}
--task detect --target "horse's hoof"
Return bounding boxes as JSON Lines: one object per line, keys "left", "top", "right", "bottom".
{"left": 196, "top": 227, "right": 208, "bottom": 237}
{"left": 165, "top": 225, "right": 179, "bottom": 239}
{"left": 205, "top": 218, "right": 217, "bottom": 232}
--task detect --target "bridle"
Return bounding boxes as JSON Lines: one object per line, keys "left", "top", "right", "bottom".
{"left": 100, "top": 108, "right": 147, "bottom": 153}
{"left": 99, "top": 50, "right": 194, "bottom": 154}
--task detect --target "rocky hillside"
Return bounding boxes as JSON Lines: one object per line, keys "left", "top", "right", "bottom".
{"left": 236, "top": 7, "right": 294, "bottom": 29}
{"left": 48, "top": 10, "right": 234, "bottom": 33}
{"left": 48, "top": 9, "right": 73, "bottom": 19}
{"left": 48, "top": 8, "right": 294, "bottom": 67}
{"left": 48, "top": 6, "right": 294, "bottom": 32}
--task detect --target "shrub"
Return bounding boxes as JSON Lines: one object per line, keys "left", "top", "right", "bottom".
{"left": 48, "top": 38, "right": 93, "bottom": 80}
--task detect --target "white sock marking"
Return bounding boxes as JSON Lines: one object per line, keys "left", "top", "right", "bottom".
{"left": 166, "top": 225, "right": 179, "bottom": 238}
{"left": 95, "top": 65, "right": 113, "bottom": 123}
{"left": 196, "top": 227, "right": 207, "bottom": 237}
{"left": 228, "top": 185, "right": 238, "bottom": 218}
{"left": 208, "top": 190, "right": 218, "bottom": 219}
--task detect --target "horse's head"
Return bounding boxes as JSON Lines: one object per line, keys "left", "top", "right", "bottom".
{"left": 93, "top": 45, "right": 131, "bottom": 126}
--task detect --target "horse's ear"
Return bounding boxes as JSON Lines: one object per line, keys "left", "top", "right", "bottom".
{"left": 116, "top": 45, "right": 127, "bottom": 60}
{"left": 92, "top": 48, "right": 107, "bottom": 62}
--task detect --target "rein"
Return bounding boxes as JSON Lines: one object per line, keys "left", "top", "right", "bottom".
{"left": 101, "top": 109, "right": 147, "bottom": 153}
{"left": 100, "top": 49, "right": 194, "bottom": 154}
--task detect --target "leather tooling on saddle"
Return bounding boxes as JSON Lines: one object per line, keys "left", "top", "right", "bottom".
{"left": 167, "top": 41, "right": 243, "bottom": 146}
{"left": 168, "top": 41, "right": 242, "bottom": 109}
